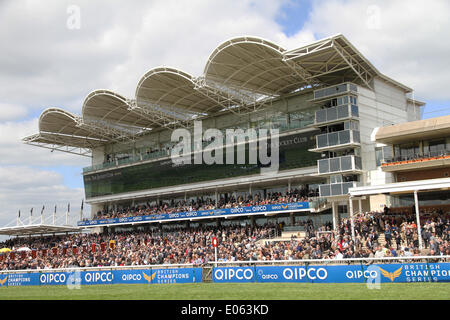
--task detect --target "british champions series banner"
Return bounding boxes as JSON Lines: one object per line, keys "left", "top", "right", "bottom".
{"left": 213, "top": 263, "right": 450, "bottom": 284}
{"left": 0, "top": 267, "right": 202, "bottom": 287}
{"left": 78, "top": 202, "right": 309, "bottom": 227}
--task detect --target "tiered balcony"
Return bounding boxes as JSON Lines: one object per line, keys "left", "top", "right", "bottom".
{"left": 319, "top": 181, "right": 359, "bottom": 197}
{"left": 381, "top": 150, "right": 450, "bottom": 172}
{"left": 314, "top": 104, "right": 359, "bottom": 126}
{"left": 310, "top": 129, "right": 360, "bottom": 153}
{"left": 313, "top": 83, "right": 358, "bottom": 101}
{"left": 317, "top": 155, "right": 362, "bottom": 176}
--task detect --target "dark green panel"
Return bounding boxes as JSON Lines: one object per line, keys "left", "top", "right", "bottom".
{"left": 84, "top": 130, "right": 321, "bottom": 198}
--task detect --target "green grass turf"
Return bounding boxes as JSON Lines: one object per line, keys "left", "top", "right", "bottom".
{"left": 0, "top": 282, "right": 449, "bottom": 300}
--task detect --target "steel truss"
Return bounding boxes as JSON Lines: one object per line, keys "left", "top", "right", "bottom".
{"left": 26, "top": 35, "right": 407, "bottom": 157}
{"left": 23, "top": 134, "right": 92, "bottom": 157}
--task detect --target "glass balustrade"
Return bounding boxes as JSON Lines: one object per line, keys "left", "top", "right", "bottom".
{"left": 315, "top": 130, "right": 360, "bottom": 149}
{"left": 314, "top": 104, "right": 359, "bottom": 125}
{"left": 319, "top": 181, "right": 358, "bottom": 197}
{"left": 313, "top": 83, "right": 358, "bottom": 100}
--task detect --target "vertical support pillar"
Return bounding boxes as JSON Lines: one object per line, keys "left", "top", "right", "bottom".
{"left": 332, "top": 201, "right": 338, "bottom": 231}
{"left": 215, "top": 190, "right": 218, "bottom": 207}
{"left": 290, "top": 212, "right": 294, "bottom": 226}
{"left": 358, "top": 198, "right": 362, "bottom": 214}
{"left": 349, "top": 196, "right": 355, "bottom": 246}
{"left": 414, "top": 190, "right": 423, "bottom": 250}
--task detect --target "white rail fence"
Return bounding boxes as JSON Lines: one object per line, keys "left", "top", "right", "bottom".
{"left": 1, "top": 255, "right": 448, "bottom": 274}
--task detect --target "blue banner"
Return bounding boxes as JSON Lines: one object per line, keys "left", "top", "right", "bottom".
{"left": 213, "top": 267, "right": 256, "bottom": 283}
{"left": 0, "top": 267, "right": 203, "bottom": 287}
{"left": 6, "top": 273, "right": 40, "bottom": 287}
{"left": 40, "top": 272, "right": 72, "bottom": 286}
{"left": 113, "top": 269, "right": 151, "bottom": 284}
{"left": 78, "top": 202, "right": 309, "bottom": 227}
{"left": 151, "top": 268, "right": 202, "bottom": 284}
{"left": 214, "top": 263, "right": 450, "bottom": 284}
{"left": 81, "top": 271, "right": 113, "bottom": 285}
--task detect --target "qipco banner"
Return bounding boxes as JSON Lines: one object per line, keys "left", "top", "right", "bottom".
{"left": 214, "top": 263, "right": 450, "bottom": 284}
{"left": 112, "top": 268, "right": 202, "bottom": 284}
{"left": 39, "top": 271, "right": 114, "bottom": 285}
{"left": 78, "top": 202, "right": 309, "bottom": 227}
{"left": 1, "top": 267, "right": 203, "bottom": 287}
{"left": 213, "top": 267, "right": 256, "bottom": 283}
{"left": 2, "top": 273, "right": 40, "bottom": 287}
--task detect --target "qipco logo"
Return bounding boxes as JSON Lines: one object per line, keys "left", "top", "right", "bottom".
{"left": 40, "top": 273, "right": 67, "bottom": 285}
{"left": 282, "top": 267, "right": 327, "bottom": 281}
{"left": 214, "top": 268, "right": 254, "bottom": 281}
{"left": 83, "top": 271, "right": 113, "bottom": 284}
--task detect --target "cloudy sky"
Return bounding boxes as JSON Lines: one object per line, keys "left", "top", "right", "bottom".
{"left": 0, "top": 0, "right": 449, "bottom": 230}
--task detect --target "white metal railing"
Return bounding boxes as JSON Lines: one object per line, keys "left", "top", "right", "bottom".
{"left": 206, "top": 255, "right": 450, "bottom": 266}
{"left": 0, "top": 262, "right": 198, "bottom": 274}
{"left": 1, "top": 256, "right": 448, "bottom": 275}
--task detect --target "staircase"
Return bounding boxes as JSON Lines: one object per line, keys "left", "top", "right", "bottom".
{"left": 360, "top": 234, "right": 386, "bottom": 250}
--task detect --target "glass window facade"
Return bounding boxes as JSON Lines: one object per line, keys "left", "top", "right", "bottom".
{"left": 84, "top": 131, "right": 322, "bottom": 199}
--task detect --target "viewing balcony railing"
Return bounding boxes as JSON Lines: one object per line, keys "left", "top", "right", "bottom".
{"left": 317, "top": 155, "right": 362, "bottom": 175}
{"left": 314, "top": 130, "right": 360, "bottom": 150}
{"left": 315, "top": 104, "right": 359, "bottom": 125}
{"left": 382, "top": 149, "right": 450, "bottom": 167}
{"left": 319, "top": 181, "right": 359, "bottom": 197}
{"left": 313, "top": 83, "right": 357, "bottom": 100}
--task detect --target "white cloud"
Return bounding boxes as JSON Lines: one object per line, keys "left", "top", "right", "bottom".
{"left": 0, "top": 0, "right": 449, "bottom": 232}
{"left": 0, "top": 166, "right": 87, "bottom": 234}
{"left": 0, "top": 118, "right": 91, "bottom": 167}
{"left": 0, "top": 103, "right": 28, "bottom": 121}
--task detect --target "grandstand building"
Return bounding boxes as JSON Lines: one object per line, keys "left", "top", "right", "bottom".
{"left": 21, "top": 34, "right": 448, "bottom": 238}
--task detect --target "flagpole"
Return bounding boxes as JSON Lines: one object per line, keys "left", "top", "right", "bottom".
{"left": 53, "top": 205, "right": 56, "bottom": 225}
{"left": 17, "top": 210, "right": 21, "bottom": 226}
{"left": 41, "top": 205, "right": 45, "bottom": 224}
{"left": 66, "top": 203, "right": 70, "bottom": 225}
{"left": 80, "top": 200, "right": 84, "bottom": 222}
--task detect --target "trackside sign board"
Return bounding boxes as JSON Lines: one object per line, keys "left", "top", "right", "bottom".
{"left": 213, "top": 263, "right": 450, "bottom": 284}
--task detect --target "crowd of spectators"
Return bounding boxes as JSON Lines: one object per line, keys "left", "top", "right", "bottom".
{"left": 91, "top": 188, "right": 318, "bottom": 220}
{"left": 0, "top": 224, "right": 279, "bottom": 270}
{"left": 332, "top": 209, "right": 450, "bottom": 259}
{"left": 1, "top": 207, "right": 448, "bottom": 271}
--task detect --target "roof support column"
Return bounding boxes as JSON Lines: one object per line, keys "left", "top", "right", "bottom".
{"left": 332, "top": 201, "right": 338, "bottom": 232}
{"left": 349, "top": 196, "right": 356, "bottom": 248}
{"left": 414, "top": 190, "right": 423, "bottom": 250}
{"left": 215, "top": 190, "right": 218, "bottom": 207}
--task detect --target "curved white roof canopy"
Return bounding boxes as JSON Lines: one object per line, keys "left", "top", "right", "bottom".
{"left": 136, "top": 67, "right": 227, "bottom": 120}
{"left": 82, "top": 90, "right": 151, "bottom": 128}
{"left": 39, "top": 108, "right": 105, "bottom": 141}
{"left": 204, "top": 36, "right": 312, "bottom": 97}
{"left": 23, "top": 108, "right": 108, "bottom": 154}
{"left": 24, "top": 34, "right": 413, "bottom": 156}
